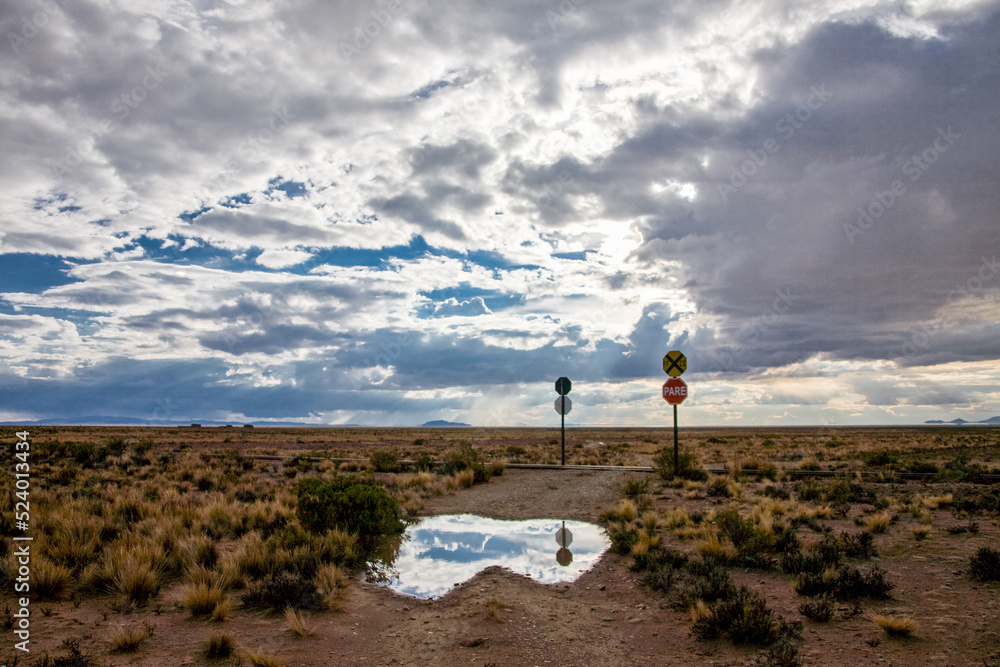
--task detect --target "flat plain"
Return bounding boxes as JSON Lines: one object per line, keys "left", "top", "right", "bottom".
{"left": 2, "top": 425, "right": 999, "bottom": 666}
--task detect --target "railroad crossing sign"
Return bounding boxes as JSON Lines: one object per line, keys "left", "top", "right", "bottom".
{"left": 663, "top": 350, "right": 686, "bottom": 377}
{"left": 555, "top": 377, "right": 572, "bottom": 395}
{"left": 662, "top": 378, "right": 688, "bottom": 405}
{"left": 554, "top": 396, "right": 572, "bottom": 415}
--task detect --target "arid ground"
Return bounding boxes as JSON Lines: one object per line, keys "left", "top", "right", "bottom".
{"left": 2, "top": 425, "right": 999, "bottom": 666}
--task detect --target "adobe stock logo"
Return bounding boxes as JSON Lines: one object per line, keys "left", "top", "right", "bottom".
{"left": 845, "top": 127, "right": 960, "bottom": 244}
{"left": 716, "top": 86, "right": 833, "bottom": 203}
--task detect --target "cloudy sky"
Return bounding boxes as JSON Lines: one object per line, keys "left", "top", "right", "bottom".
{"left": 1, "top": 0, "right": 998, "bottom": 426}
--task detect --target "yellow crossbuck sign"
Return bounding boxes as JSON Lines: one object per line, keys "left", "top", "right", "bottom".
{"left": 663, "top": 350, "right": 686, "bottom": 377}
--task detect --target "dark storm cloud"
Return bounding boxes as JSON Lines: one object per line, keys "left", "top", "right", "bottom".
{"left": 625, "top": 13, "right": 1000, "bottom": 371}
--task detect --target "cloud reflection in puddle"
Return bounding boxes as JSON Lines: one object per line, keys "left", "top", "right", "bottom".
{"left": 378, "top": 514, "right": 611, "bottom": 599}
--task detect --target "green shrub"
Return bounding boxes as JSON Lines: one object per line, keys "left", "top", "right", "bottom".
{"left": 841, "top": 531, "right": 878, "bottom": 559}
{"left": 905, "top": 461, "right": 938, "bottom": 474}
{"left": 606, "top": 522, "right": 639, "bottom": 555}
{"left": 863, "top": 449, "right": 897, "bottom": 467}
{"left": 797, "top": 481, "right": 822, "bottom": 501}
{"left": 295, "top": 476, "right": 405, "bottom": 551}
{"left": 953, "top": 487, "right": 1000, "bottom": 513}
{"left": 369, "top": 450, "right": 400, "bottom": 473}
{"left": 441, "top": 442, "right": 493, "bottom": 483}
{"left": 413, "top": 453, "right": 435, "bottom": 472}
{"left": 716, "top": 509, "right": 776, "bottom": 569}
{"left": 798, "top": 595, "right": 834, "bottom": 622}
{"left": 692, "top": 586, "right": 781, "bottom": 645}
{"left": 621, "top": 476, "right": 650, "bottom": 497}
{"left": 740, "top": 462, "right": 778, "bottom": 481}
{"left": 794, "top": 565, "right": 893, "bottom": 600}
{"left": 667, "top": 558, "right": 736, "bottom": 610}
{"left": 707, "top": 478, "right": 732, "bottom": 498}
{"left": 241, "top": 571, "right": 323, "bottom": 611}
{"left": 969, "top": 547, "right": 1000, "bottom": 581}
{"left": 505, "top": 445, "right": 528, "bottom": 461}
{"left": 653, "top": 450, "right": 707, "bottom": 481}
{"left": 204, "top": 633, "right": 236, "bottom": 659}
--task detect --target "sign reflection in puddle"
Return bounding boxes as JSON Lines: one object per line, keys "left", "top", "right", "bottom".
{"left": 374, "top": 514, "right": 611, "bottom": 599}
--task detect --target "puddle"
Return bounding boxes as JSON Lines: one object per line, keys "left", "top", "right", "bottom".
{"left": 375, "top": 514, "right": 610, "bottom": 599}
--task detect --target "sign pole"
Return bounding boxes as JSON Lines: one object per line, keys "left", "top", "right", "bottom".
{"left": 554, "top": 377, "right": 572, "bottom": 466}
{"left": 662, "top": 351, "right": 687, "bottom": 477}
{"left": 673, "top": 403, "right": 679, "bottom": 474}
{"left": 561, "top": 402, "right": 566, "bottom": 466}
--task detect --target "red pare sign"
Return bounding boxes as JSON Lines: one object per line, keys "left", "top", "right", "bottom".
{"left": 662, "top": 378, "right": 688, "bottom": 405}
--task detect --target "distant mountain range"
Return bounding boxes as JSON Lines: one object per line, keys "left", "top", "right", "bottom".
{"left": 0, "top": 416, "right": 352, "bottom": 427}
{"left": 924, "top": 416, "right": 1000, "bottom": 425}
{"left": 0, "top": 415, "right": 474, "bottom": 427}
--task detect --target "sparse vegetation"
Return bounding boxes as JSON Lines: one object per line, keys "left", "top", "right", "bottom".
{"left": 204, "top": 632, "right": 237, "bottom": 659}
{"left": 798, "top": 595, "right": 835, "bottom": 622}
{"left": 285, "top": 606, "right": 317, "bottom": 637}
{"left": 871, "top": 614, "right": 916, "bottom": 638}
{"left": 109, "top": 624, "right": 149, "bottom": 653}
{"left": 5, "top": 424, "right": 999, "bottom": 664}
{"left": 968, "top": 547, "right": 1000, "bottom": 581}
{"left": 486, "top": 595, "right": 513, "bottom": 623}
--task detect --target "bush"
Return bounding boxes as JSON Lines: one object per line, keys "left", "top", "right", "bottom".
{"left": 692, "top": 586, "right": 781, "bottom": 645}
{"left": 369, "top": 450, "right": 400, "bottom": 473}
{"left": 296, "top": 476, "right": 405, "bottom": 551}
{"left": 621, "top": 476, "right": 650, "bottom": 497}
{"left": 905, "top": 461, "right": 939, "bottom": 474}
{"left": 795, "top": 565, "right": 893, "bottom": 600}
{"left": 109, "top": 625, "right": 148, "bottom": 653}
{"left": 110, "top": 557, "right": 161, "bottom": 606}
{"left": 413, "top": 452, "right": 435, "bottom": 472}
{"left": 707, "top": 478, "right": 732, "bottom": 498}
{"left": 863, "top": 449, "right": 898, "bottom": 467}
{"left": 841, "top": 531, "right": 878, "bottom": 559}
{"left": 606, "top": 522, "right": 639, "bottom": 555}
{"left": 716, "top": 509, "right": 776, "bottom": 568}
{"left": 872, "top": 614, "right": 916, "bottom": 638}
{"left": 654, "top": 450, "right": 708, "bottom": 481}
{"left": 953, "top": 487, "right": 1000, "bottom": 513}
{"left": 241, "top": 571, "right": 323, "bottom": 611}
{"left": 182, "top": 583, "right": 227, "bottom": 616}
{"left": 969, "top": 547, "right": 1000, "bottom": 581}
{"left": 31, "top": 560, "right": 74, "bottom": 601}
{"left": 204, "top": 633, "right": 236, "bottom": 659}
{"left": 798, "top": 595, "right": 834, "bottom": 622}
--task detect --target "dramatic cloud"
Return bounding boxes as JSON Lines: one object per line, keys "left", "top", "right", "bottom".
{"left": 1, "top": 0, "right": 998, "bottom": 425}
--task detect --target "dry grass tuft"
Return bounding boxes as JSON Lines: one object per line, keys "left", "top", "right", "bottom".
{"left": 210, "top": 597, "right": 230, "bottom": 622}
{"left": 865, "top": 511, "right": 893, "bottom": 534}
{"left": 694, "top": 533, "right": 737, "bottom": 563}
{"left": 912, "top": 526, "right": 931, "bottom": 540}
{"left": 204, "top": 632, "right": 237, "bottom": 659}
{"left": 872, "top": 613, "right": 916, "bottom": 638}
{"left": 284, "top": 606, "right": 317, "bottom": 637}
{"left": 109, "top": 625, "right": 148, "bottom": 653}
{"left": 240, "top": 647, "right": 284, "bottom": 666}
{"left": 31, "top": 559, "right": 74, "bottom": 601}
{"left": 689, "top": 599, "right": 710, "bottom": 625}
{"left": 486, "top": 595, "right": 513, "bottom": 623}
{"left": 455, "top": 469, "right": 476, "bottom": 488}
{"left": 182, "top": 582, "right": 228, "bottom": 616}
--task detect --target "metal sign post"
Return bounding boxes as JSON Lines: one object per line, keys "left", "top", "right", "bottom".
{"left": 662, "top": 352, "right": 687, "bottom": 474}
{"left": 555, "top": 377, "right": 572, "bottom": 465}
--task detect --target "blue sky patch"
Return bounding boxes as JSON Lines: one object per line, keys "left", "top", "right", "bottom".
{"left": 0, "top": 254, "right": 85, "bottom": 294}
